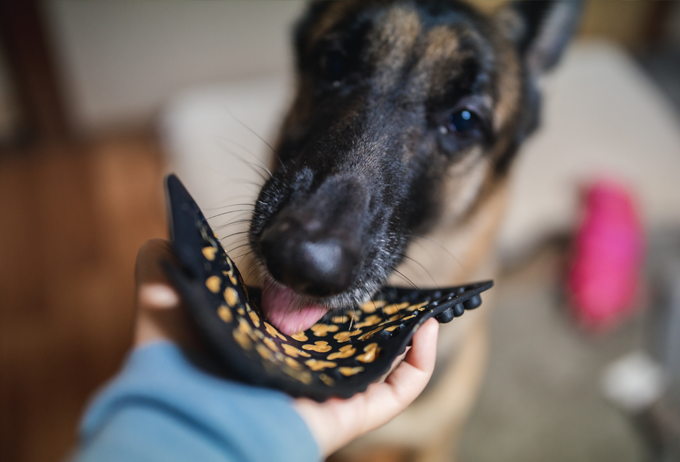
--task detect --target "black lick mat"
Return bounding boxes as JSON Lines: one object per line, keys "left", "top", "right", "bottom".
{"left": 164, "top": 174, "right": 493, "bottom": 401}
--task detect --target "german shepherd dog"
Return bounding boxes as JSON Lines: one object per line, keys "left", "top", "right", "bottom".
{"left": 247, "top": 1, "right": 582, "bottom": 460}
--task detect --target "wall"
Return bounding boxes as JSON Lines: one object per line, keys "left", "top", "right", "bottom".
{"left": 44, "top": 0, "right": 305, "bottom": 134}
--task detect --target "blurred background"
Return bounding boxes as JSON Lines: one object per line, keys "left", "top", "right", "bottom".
{"left": 1, "top": 1, "right": 679, "bottom": 461}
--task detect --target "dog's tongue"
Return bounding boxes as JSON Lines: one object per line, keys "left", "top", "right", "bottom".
{"left": 260, "top": 283, "right": 328, "bottom": 335}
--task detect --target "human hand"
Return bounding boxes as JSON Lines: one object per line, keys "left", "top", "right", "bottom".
{"left": 133, "top": 238, "right": 199, "bottom": 347}
{"left": 293, "top": 319, "right": 438, "bottom": 456}
{"left": 133, "top": 238, "right": 439, "bottom": 457}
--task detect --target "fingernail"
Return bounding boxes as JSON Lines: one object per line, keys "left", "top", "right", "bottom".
{"left": 139, "top": 284, "right": 179, "bottom": 308}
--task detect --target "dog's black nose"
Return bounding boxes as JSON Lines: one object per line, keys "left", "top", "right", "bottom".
{"left": 259, "top": 215, "right": 360, "bottom": 297}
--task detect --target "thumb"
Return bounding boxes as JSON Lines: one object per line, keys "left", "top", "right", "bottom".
{"left": 133, "top": 239, "right": 197, "bottom": 347}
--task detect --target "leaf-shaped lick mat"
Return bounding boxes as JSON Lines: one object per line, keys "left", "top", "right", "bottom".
{"left": 164, "top": 174, "right": 493, "bottom": 401}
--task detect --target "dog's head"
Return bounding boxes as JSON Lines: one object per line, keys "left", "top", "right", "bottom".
{"left": 248, "top": 0, "right": 582, "bottom": 334}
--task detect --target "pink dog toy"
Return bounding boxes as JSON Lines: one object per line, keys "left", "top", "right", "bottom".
{"left": 567, "top": 180, "right": 645, "bottom": 332}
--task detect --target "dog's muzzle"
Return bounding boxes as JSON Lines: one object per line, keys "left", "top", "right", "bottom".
{"left": 260, "top": 212, "right": 361, "bottom": 297}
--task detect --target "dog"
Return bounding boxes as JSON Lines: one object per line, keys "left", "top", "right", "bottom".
{"left": 245, "top": 1, "right": 582, "bottom": 460}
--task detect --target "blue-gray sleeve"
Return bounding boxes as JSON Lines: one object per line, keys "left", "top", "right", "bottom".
{"left": 71, "top": 341, "right": 320, "bottom": 462}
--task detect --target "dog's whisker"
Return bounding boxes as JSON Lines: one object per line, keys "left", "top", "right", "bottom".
{"left": 399, "top": 253, "right": 438, "bottom": 286}
{"left": 202, "top": 171, "right": 264, "bottom": 194}
{"left": 246, "top": 264, "right": 263, "bottom": 286}
{"left": 223, "top": 107, "right": 284, "bottom": 169}
{"left": 212, "top": 217, "right": 253, "bottom": 231}
{"left": 214, "top": 195, "right": 258, "bottom": 206}
{"left": 205, "top": 203, "right": 255, "bottom": 211}
{"left": 406, "top": 233, "right": 467, "bottom": 271}
{"left": 262, "top": 275, "right": 276, "bottom": 297}
{"left": 219, "top": 138, "right": 274, "bottom": 179}
{"left": 359, "top": 285, "right": 383, "bottom": 324}
{"left": 242, "top": 258, "right": 266, "bottom": 290}
{"left": 218, "top": 144, "right": 271, "bottom": 182}
{"left": 348, "top": 308, "right": 356, "bottom": 333}
{"left": 206, "top": 209, "right": 254, "bottom": 220}
{"left": 233, "top": 250, "right": 256, "bottom": 260}
{"left": 224, "top": 234, "right": 249, "bottom": 244}
{"left": 241, "top": 257, "right": 263, "bottom": 288}
{"left": 392, "top": 269, "right": 420, "bottom": 291}
{"left": 368, "top": 290, "right": 384, "bottom": 324}
{"left": 227, "top": 179, "right": 263, "bottom": 188}
{"left": 212, "top": 214, "right": 252, "bottom": 226}
{"left": 227, "top": 242, "right": 252, "bottom": 254}
{"left": 222, "top": 236, "right": 249, "bottom": 251}
{"left": 219, "top": 230, "right": 250, "bottom": 241}
{"left": 193, "top": 161, "right": 264, "bottom": 192}
{"left": 215, "top": 219, "right": 252, "bottom": 230}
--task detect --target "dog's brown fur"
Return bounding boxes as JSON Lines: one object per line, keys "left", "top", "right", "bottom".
{"left": 249, "top": 1, "right": 582, "bottom": 460}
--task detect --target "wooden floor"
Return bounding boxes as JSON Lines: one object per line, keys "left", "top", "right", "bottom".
{"left": 0, "top": 136, "right": 167, "bottom": 462}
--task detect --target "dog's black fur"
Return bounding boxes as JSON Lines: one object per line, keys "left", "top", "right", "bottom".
{"left": 248, "top": 0, "right": 582, "bottom": 312}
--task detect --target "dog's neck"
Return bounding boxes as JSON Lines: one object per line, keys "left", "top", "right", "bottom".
{"left": 391, "top": 176, "right": 509, "bottom": 288}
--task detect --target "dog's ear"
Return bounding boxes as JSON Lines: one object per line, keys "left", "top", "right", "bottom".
{"left": 496, "top": 0, "right": 584, "bottom": 76}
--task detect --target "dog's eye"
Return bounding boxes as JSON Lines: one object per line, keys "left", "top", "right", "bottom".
{"left": 320, "top": 50, "right": 347, "bottom": 82}
{"left": 447, "top": 109, "right": 482, "bottom": 137}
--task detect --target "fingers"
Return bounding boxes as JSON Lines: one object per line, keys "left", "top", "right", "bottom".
{"left": 384, "top": 317, "right": 439, "bottom": 395}
{"left": 135, "top": 239, "right": 176, "bottom": 291}
{"left": 135, "top": 239, "right": 180, "bottom": 310}
{"left": 407, "top": 318, "right": 440, "bottom": 373}
{"left": 361, "top": 318, "right": 439, "bottom": 424}
{"left": 133, "top": 239, "right": 198, "bottom": 347}
{"left": 294, "top": 318, "right": 439, "bottom": 456}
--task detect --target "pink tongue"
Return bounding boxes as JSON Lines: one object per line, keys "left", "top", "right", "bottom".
{"left": 260, "top": 283, "right": 328, "bottom": 335}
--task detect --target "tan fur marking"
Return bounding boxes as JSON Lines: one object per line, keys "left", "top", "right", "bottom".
{"left": 424, "top": 26, "right": 460, "bottom": 62}
{"left": 492, "top": 40, "right": 521, "bottom": 131}
{"left": 370, "top": 6, "right": 421, "bottom": 89}
{"left": 306, "top": 1, "right": 360, "bottom": 50}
